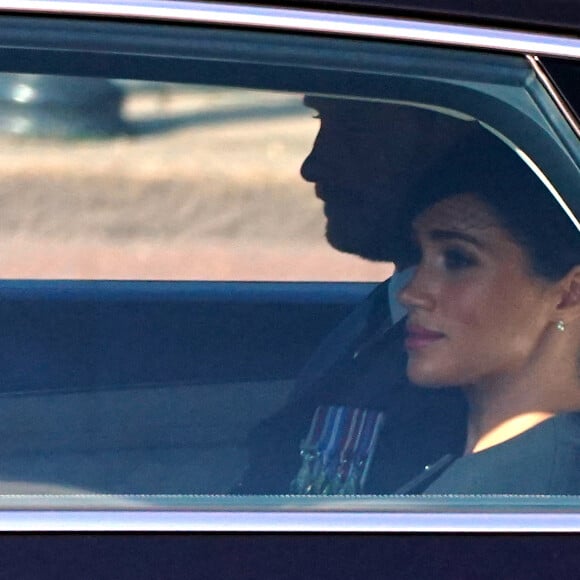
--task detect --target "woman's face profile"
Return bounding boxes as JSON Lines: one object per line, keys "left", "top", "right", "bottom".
{"left": 398, "top": 193, "right": 557, "bottom": 389}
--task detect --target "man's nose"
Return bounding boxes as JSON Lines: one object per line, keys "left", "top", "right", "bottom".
{"left": 301, "top": 125, "right": 338, "bottom": 183}
{"left": 300, "top": 146, "right": 317, "bottom": 183}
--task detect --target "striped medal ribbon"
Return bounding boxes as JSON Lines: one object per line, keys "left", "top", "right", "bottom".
{"left": 290, "top": 405, "right": 384, "bottom": 495}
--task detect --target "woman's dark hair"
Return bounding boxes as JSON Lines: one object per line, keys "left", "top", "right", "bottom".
{"left": 403, "top": 129, "right": 580, "bottom": 281}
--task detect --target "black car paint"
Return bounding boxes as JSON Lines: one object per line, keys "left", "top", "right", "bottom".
{"left": 542, "top": 57, "right": 580, "bottom": 121}
{"left": 4, "top": 533, "right": 580, "bottom": 578}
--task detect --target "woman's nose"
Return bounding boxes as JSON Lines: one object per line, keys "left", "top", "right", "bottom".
{"left": 398, "top": 266, "right": 435, "bottom": 311}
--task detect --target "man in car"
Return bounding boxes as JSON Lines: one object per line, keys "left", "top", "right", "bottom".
{"left": 237, "top": 97, "right": 472, "bottom": 494}
{"left": 293, "top": 96, "right": 473, "bottom": 398}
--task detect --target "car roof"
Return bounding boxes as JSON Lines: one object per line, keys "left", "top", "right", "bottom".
{"left": 187, "top": 0, "right": 580, "bottom": 35}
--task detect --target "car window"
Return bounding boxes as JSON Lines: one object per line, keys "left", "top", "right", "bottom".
{"left": 0, "top": 16, "right": 577, "bottom": 513}
{"left": 0, "top": 79, "right": 387, "bottom": 282}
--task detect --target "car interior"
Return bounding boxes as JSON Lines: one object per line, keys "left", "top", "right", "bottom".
{"left": 0, "top": 16, "right": 577, "bottom": 501}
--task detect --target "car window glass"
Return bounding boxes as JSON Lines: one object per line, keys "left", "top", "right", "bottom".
{"left": 0, "top": 22, "right": 578, "bottom": 508}
{"left": 0, "top": 79, "right": 386, "bottom": 282}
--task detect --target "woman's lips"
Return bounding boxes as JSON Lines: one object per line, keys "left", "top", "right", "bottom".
{"left": 405, "top": 324, "right": 445, "bottom": 350}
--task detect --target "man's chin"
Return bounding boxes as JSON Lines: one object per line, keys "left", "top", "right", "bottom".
{"left": 325, "top": 226, "right": 393, "bottom": 262}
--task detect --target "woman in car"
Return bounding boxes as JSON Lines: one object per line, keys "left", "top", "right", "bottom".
{"left": 239, "top": 128, "right": 580, "bottom": 496}
{"left": 396, "top": 133, "right": 580, "bottom": 494}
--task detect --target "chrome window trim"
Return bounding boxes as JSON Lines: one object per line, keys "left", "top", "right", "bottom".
{"left": 527, "top": 55, "right": 580, "bottom": 139}
{"left": 1, "top": 0, "right": 579, "bottom": 59}
{"left": 1, "top": 510, "right": 580, "bottom": 532}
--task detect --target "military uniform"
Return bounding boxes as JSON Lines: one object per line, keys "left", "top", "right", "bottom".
{"left": 236, "top": 276, "right": 467, "bottom": 495}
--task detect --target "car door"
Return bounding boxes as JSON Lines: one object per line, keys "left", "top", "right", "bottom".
{"left": 0, "top": 1, "right": 578, "bottom": 577}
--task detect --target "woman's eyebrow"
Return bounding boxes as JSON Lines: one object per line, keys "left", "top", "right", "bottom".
{"left": 429, "top": 228, "right": 485, "bottom": 248}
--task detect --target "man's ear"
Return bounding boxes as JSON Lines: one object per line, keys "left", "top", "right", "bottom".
{"left": 556, "top": 266, "right": 580, "bottom": 321}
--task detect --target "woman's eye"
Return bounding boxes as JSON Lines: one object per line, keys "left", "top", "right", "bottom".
{"left": 443, "top": 248, "right": 476, "bottom": 270}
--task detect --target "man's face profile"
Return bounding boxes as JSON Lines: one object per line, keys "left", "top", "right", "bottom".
{"left": 301, "top": 96, "right": 472, "bottom": 263}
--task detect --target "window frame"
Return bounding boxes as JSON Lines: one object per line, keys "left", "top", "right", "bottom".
{"left": 0, "top": 0, "right": 578, "bottom": 532}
